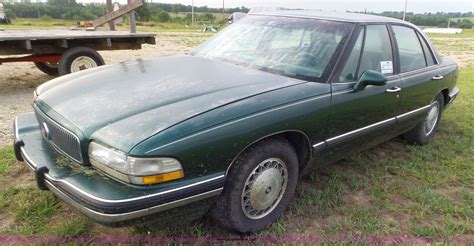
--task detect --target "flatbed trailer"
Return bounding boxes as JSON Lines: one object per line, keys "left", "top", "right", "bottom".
{"left": 0, "top": 29, "right": 156, "bottom": 75}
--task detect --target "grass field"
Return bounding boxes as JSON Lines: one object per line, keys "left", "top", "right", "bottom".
{"left": 0, "top": 20, "right": 473, "bottom": 243}
{"left": 450, "top": 17, "right": 474, "bottom": 22}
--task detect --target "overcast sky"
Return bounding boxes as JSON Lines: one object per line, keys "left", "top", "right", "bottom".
{"left": 78, "top": 0, "right": 473, "bottom": 13}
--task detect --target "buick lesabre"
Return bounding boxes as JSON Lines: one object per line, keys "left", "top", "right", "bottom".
{"left": 13, "top": 10, "right": 459, "bottom": 233}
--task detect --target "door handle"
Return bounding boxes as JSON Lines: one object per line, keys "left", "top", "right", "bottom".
{"left": 432, "top": 75, "right": 444, "bottom": 80}
{"left": 385, "top": 86, "right": 402, "bottom": 93}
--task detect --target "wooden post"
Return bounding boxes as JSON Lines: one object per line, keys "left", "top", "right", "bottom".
{"left": 129, "top": 0, "right": 136, "bottom": 33}
{"left": 106, "top": 0, "right": 115, "bottom": 31}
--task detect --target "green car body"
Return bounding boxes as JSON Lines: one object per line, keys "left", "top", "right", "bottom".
{"left": 14, "top": 10, "right": 459, "bottom": 227}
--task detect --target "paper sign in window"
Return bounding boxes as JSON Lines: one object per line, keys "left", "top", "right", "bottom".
{"left": 380, "top": 61, "right": 393, "bottom": 74}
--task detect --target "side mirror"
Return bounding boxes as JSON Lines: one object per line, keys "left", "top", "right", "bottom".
{"left": 353, "top": 70, "right": 387, "bottom": 92}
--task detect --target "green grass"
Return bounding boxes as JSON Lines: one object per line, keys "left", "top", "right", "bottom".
{"left": 449, "top": 17, "right": 474, "bottom": 22}
{"left": 0, "top": 147, "right": 15, "bottom": 175}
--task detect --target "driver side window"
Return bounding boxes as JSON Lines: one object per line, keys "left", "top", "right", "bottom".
{"left": 339, "top": 25, "right": 394, "bottom": 82}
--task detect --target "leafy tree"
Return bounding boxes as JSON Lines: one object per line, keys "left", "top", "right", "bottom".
{"left": 458, "top": 19, "right": 473, "bottom": 29}
{"left": 5, "top": 9, "right": 16, "bottom": 19}
{"left": 155, "top": 9, "right": 171, "bottom": 22}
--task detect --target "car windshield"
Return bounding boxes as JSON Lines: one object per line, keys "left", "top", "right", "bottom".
{"left": 192, "top": 15, "right": 354, "bottom": 82}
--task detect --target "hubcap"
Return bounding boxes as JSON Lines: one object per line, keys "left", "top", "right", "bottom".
{"left": 423, "top": 101, "right": 440, "bottom": 136}
{"left": 241, "top": 158, "right": 288, "bottom": 219}
{"left": 71, "top": 56, "right": 97, "bottom": 73}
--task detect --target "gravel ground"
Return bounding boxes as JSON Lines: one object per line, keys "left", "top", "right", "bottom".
{"left": 0, "top": 32, "right": 210, "bottom": 147}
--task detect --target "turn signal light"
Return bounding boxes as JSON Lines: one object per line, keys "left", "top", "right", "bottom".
{"left": 142, "top": 171, "right": 184, "bottom": 185}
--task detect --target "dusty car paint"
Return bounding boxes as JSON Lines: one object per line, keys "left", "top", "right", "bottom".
{"left": 14, "top": 11, "right": 459, "bottom": 226}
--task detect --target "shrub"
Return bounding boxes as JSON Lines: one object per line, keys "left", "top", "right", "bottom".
{"left": 39, "top": 15, "right": 53, "bottom": 22}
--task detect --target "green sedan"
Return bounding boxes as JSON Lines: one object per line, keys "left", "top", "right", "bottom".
{"left": 13, "top": 10, "right": 459, "bottom": 233}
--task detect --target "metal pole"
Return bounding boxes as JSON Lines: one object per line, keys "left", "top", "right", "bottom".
{"left": 402, "top": 0, "right": 408, "bottom": 21}
{"left": 222, "top": 0, "right": 225, "bottom": 23}
{"left": 192, "top": 0, "right": 195, "bottom": 25}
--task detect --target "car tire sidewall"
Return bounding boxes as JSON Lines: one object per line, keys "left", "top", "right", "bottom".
{"left": 405, "top": 93, "right": 444, "bottom": 145}
{"left": 58, "top": 47, "right": 105, "bottom": 75}
{"left": 218, "top": 139, "right": 299, "bottom": 233}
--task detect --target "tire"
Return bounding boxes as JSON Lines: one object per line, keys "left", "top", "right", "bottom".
{"left": 34, "top": 62, "right": 59, "bottom": 76}
{"left": 404, "top": 93, "right": 444, "bottom": 145}
{"left": 58, "top": 46, "right": 105, "bottom": 76}
{"left": 210, "top": 138, "right": 299, "bottom": 233}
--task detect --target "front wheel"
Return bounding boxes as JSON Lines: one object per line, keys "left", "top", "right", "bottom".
{"left": 210, "top": 138, "right": 299, "bottom": 233}
{"left": 404, "top": 93, "right": 444, "bottom": 145}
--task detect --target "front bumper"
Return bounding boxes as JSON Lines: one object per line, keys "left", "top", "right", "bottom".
{"left": 13, "top": 113, "right": 224, "bottom": 225}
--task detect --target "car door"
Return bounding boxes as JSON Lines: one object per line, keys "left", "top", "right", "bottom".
{"left": 390, "top": 25, "right": 449, "bottom": 132}
{"left": 320, "top": 24, "right": 402, "bottom": 162}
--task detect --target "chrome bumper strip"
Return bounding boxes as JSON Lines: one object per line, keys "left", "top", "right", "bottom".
{"left": 447, "top": 87, "right": 459, "bottom": 105}
{"left": 45, "top": 179, "right": 222, "bottom": 223}
{"left": 20, "top": 144, "right": 224, "bottom": 204}
{"left": 19, "top": 145, "right": 223, "bottom": 223}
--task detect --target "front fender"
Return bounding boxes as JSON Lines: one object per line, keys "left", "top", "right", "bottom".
{"left": 130, "top": 82, "right": 332, "bottom": 180}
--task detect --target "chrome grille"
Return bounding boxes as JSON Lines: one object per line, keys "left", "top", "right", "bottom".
{"left": 34, "top": 107, "right": 83, "bottom": 163}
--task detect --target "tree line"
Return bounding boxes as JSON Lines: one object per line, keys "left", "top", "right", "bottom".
{"left": 3, "top": 1, "right": 249, "bottom": 24}
{"left": 3, "top": 1, "right": 472, "bottom": 28}
{"left": 366, "top": 11, "right": 473, "bottom": 28}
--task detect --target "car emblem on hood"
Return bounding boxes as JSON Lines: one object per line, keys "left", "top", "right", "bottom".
{"left": 41, "top": 122, "right": 50, "bottom": 140}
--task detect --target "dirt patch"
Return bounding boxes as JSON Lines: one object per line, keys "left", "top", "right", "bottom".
{"left": 0, "top": 212, "right": 15, "bottom": 235}
{"left": 431, "top": 37, "right": 474, "bottom": 67}
{"left": 346, "top": 190, "right": 373, "bottom": 207}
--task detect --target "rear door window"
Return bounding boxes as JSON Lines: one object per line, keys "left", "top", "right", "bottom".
{"left": 392, "top": 25, "right": 428, "bottom": 73}
{"left": 417, "top": 32, "right": 436, "bottom": 66}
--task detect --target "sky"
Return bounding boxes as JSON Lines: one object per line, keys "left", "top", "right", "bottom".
{"left": 78, "top": 0, "right": 473, "bottom": 13}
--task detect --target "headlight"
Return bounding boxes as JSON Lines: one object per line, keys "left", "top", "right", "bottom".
{"left": 88, "top": 142, "right": 184, "bottom": 185}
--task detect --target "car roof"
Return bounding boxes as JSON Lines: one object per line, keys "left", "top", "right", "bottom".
{"left": 249, "top": 9, "right": 408, "bottom": 24}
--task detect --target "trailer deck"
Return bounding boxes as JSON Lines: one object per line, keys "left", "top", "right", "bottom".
{"left": 0, "top": 29, "right": 155, "bottom": 75}
{"left": 0, "top": 29, "right": 155, "bottom": 55}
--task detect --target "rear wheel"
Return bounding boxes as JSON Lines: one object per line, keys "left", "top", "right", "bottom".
{"left": 34, "top": 62, "right": 59, "bottom": 76}
{"left": 210, "top": 138, "right": 299, "bottom": 233}
{"left": 58, "top": 46, "right": 105, "bottom": 75}
{"left": 404, "top": 93, "right": 444, "bottom": 145}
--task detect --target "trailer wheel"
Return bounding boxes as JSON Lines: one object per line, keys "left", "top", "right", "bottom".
{"left": 58, "top": 47, "right": 105, "bottom": 75}
{"left": 34, "top": 62, "right": 59, "bottom": 76}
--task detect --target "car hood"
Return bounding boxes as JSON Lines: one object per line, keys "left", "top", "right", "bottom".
{"left": 36, "top": 55, "right": 304, "bottom": 151}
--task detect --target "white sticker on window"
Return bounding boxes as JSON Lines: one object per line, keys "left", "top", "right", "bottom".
{"left": 380, "top": 61, "right": 393, "bottom": 74}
